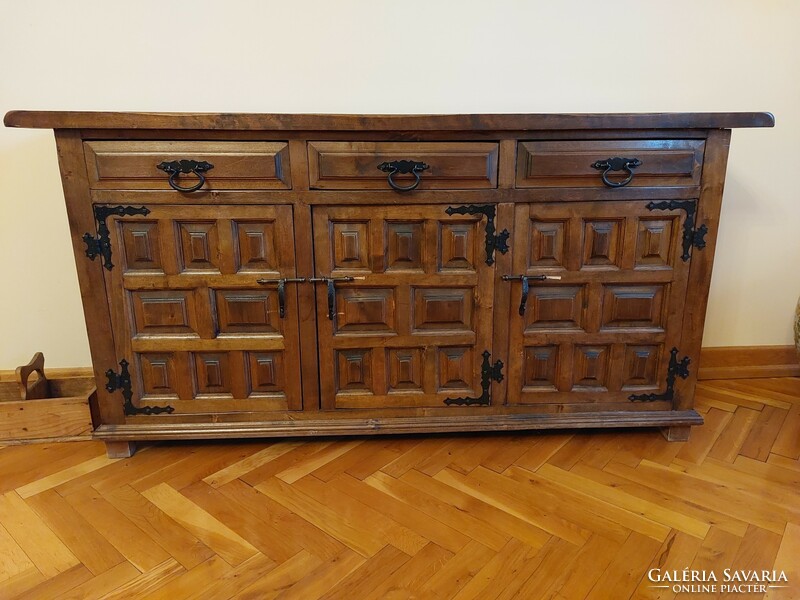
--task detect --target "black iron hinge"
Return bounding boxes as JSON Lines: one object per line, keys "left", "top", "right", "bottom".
{"left": 444, "top": 350, "right": 504, "bottom": 406}
{"left": 645, "top": 200, "right": 708, "bottom": 261}
{"left": 106, "top": 359, "right": 174, "bottom": 416}
{"left": 629, "top": 347, "right": 691, "bottom": 402}
{"left": 445, "top": 204, "right": 509, "bottom": 266}
{"left": 83, "top": 205, "right": 150, "bottom": 270}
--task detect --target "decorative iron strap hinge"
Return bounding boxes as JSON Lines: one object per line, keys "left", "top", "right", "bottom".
{"left": 106, "top": 359, "right": 174, "bottom": 416}
{"left": 645, "top": 200, "right": 708, "bottom": 261}
{"left": 83, "top": 205, "right": 150, "bottom": 270}
{"left": 445, "top": 204, "right": 509, "bottom": 265}
{"left": 629, "top": 347, "right": 691, "bottom": 402}
{"left": 444, "top": 351, "right": 504, "bottom": 406}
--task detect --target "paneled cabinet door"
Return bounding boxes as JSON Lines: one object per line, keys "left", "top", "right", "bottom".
{"left": 100, "top": 204, "right": 303, "bottom": 416}
{"left": 504, "top": 201, "right": 693, "bottom": 408}
{"left": 313, "top": 205, "right": 497, "bottom": 409}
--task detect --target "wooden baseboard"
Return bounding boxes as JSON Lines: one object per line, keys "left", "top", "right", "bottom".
{"left": 2, "top": 346, "right": 798, "bottom": 383}
{"left": 698, "top": 345, "right": 800, "bottom": 380}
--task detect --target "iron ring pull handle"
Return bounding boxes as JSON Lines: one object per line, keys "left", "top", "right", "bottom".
{"left": 157, "top": 160, "right": 214, "bottom": 192}
{"left": 590, "top": 157, "right": 642, "bottom": 188}
{"left": 309, "top": 276, "right": 367, "bottom": 319}
{"left": 256, "top": 277, "right": 306, "bottom": 318}
{"left": 502, "top": 274, "right": 563, "bottom": 316}
{"left": 377, "top": 160, "right": 430, "bottom": 192}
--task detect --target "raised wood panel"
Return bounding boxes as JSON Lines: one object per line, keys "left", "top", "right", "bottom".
{"left": 119, "top": 221, "right": 163, "bottom": 272}
{"left": 524, "top": 285, "right": 586, "bottom": 331}
{"left": 130, "top": 290, "right": 198, "bottom": 337}
{"left": 233, "top": 220, "right": 279, "bottom": 273}
{"left": 331, "top": 221, "right": 371, "bottom": 272}
{"left": 84, "top": 141, "right": 291, "bottom": 190}
{"left": 528, "top": 220, "right": 568, "bottom": 269}
{"left": 336, "top": 288, "right": 396, "bottom": 333}
{"left": 600, "top": 284, "right": 666, "bottom": 331}
{"left": 177, "top": 221, "right": 221, "bottom": 272}
{"left": 582, "top": 219, "right": 624, "bottom": 269}
{"left": 621, "top": 345, "right": 662, "bottom": 390}
{"left": 635, "top": 218, "right": 678, "bottom": 269}
{"left": 214, "top": 290, "right": 281, "bottom": 335}
{"left": 103, "top": 204, "right": 302, "bottom": 413}
{"left": 314, "top": 205, "right": 495, "bottom": 410}
{"left": 572, "top": 345, "right": 611, "bottom": 390}
{"left": 386, "top": 222, "right": 424, "bottom": 271}
{"left": 308, "top": 141, "right": 499, "bottom": 190}
{"left": 413, "top": 288, "right": 473, "bottom": 332}
{"left": 516, "top": 139, "right": 705, "bottom": 188}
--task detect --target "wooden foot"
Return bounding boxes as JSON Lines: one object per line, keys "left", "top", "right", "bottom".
{"left": 661, "top": 426, "right": 691, "bottom": 442}
{"left": 105, "top": 440, "right": 136, "bottom": 458}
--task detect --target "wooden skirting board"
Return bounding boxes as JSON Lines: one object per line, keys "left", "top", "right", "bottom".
{"left": 2, "top": 346, "right": 797, "bottom": 383}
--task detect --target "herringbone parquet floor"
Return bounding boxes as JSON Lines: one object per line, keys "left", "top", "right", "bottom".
{"left": 0, "top": 378, "right": 798, "bottom": 599}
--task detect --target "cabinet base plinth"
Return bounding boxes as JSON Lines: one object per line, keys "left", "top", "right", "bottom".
{"left": 94, "top": 410, "right": 703, "bottom": 450}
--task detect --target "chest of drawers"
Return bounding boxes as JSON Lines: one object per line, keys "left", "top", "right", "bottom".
{"left": 4, "top": 111, "right": 773, "bottom": 457}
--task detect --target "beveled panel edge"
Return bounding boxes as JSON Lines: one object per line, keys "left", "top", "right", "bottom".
{"left": 5, "top": 111, "right": 775, "bottom": 130}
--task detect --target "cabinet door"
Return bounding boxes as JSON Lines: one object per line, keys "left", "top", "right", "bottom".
{"left": 313, "top": 205, "right": 496, "bottom": 409}
{"left": 505, "top": 201, "right": 692, "bottom": 407}
{"left": 101, "top": 204, "right": 303, "bottom": 416}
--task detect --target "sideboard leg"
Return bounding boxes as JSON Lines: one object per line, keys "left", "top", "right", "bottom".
{"left": 105, "top": 441, "right": 136, "bottom": 458}
{"left": 661, "top": 426, "right": 691, "bottom": 442}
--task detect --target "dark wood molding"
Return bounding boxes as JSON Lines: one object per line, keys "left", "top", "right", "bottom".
{"left": 93, "top": 410, "right": 704, "bottom": 441}
{"left": 4, "top": 111, "right": 775, "bottom": 131}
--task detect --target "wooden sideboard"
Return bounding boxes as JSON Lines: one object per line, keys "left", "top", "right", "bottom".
{"left": 4, "top": 111, "right": 774, "bottom": 457}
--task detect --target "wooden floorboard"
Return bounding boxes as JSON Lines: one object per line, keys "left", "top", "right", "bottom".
{"left": 0, "top": 377, "right": 797, "bottom": 599}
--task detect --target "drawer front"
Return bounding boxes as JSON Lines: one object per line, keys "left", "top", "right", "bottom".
{"left": 84, "top": 141, "right": 291, "bottom": 190}
{"left": 516, "top": 140, "right": 704, "bottom": 188}
{"left": 308, "top": 141, "right": 499, "bottom": 190}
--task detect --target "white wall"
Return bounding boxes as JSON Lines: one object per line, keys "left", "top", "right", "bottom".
{"left": 1, "top": 0, "right": 798, "bottom": 368}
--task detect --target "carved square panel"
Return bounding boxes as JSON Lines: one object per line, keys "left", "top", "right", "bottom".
{"left": 336, "top": 350, "right": 373, "bottom": 393}
{"left": 582, "top": 219, "right": 623, "bottom": 268}
{"left": 193, "top": 352, "right": 233, "bottom": 397}
{"left": 438, "top": 347, "right": 473, "bottom": 390}
{"left": 215, "top": 290, "right": 280, "bottom": 335}
{"left": 572, "top": 345, "right": 610, "bottom": 390}
{"left": 529, "top": 220, "right": 567, "bottom": 268}
{"left": 178, "top": 221, "right": 220, "bottom": 272}
{"left": 413, "top": 288, "right": 473, "bottom": 332}
{"left": 131, "top": 290, "right": 197, "bottom": 336}
{"left": 387, "top": 348, "right": 423, "bottom": 393}
{"left": 622, "top": 345, "right": 662, "bottom": 390}
{"left": 635, "top": 218, "right": 676, "bottom": 269}
{"left": 246, "top": 352, "right": 284, "bottom": 396}
{"left": 601, "top": 285, "right": 665, "bottom": 330}
{"left": 523, "top": 346, "right": 559, "bottom": 391}
{"left": 439, "top": 222, "right": 476, "bottom": 271}
{"left": 332, "top": 221, "right": 370, "bottom": 271}
{"left": 335, "top": 288, "right": 396, "bottom": 333}
{"left": 524, "top": 285, "right": 585, "bottom": 331}
{"left": 386, "top": 222, "right": 423, "bottom": 271}
{"left": 138, "top": 353, "right": 179, "bottom": 399}
{"left": 234, "top": 220, "right": 278, "bottom": 272}
{"left": 120, "top": 221, "right": 163, "bottom": 272}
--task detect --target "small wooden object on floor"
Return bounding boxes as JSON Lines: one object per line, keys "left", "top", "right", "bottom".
{"left": 0, "top": 353, "right": 95, "bottom": 443}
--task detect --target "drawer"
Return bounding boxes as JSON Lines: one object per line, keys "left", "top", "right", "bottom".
{"left": 308, "top": 141, "right": 499, "bottom": 190}
{"left": 84, "top": 141, "right": 291, "bottom": 190}
{"left": 516, "top": 140, "right": 704, "bottom": 188}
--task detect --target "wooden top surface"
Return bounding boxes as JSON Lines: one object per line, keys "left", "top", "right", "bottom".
{"left": 3, "top": 111, "right": 775, "bottom": 131}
